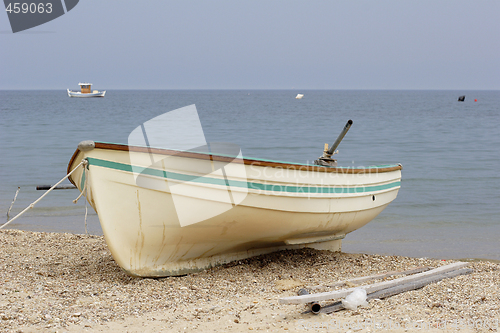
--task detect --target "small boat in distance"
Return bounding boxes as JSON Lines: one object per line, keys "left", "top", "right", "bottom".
{"left": 67, "top": 83, "right": 106, "bottom": 98}
{"left": 295, "top": 94, "right": 304, "bottom": 99}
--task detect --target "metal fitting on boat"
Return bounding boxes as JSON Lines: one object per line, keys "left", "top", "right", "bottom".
{"left": 314, "top": 120, "right": 353, "bottom": 167}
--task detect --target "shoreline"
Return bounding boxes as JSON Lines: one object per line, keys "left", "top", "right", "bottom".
{"left": 1, "top": 229, "right": 499, "bottom": 332}
{"left": 7, "top": 225, "right": 500, "bottom": 264}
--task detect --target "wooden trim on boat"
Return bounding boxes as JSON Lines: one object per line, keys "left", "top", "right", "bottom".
{"left": 67, "top": 141, "right": 402, "bottom": 176}
{"left": 67, "top": 148, "right": 82, "bottom": 186}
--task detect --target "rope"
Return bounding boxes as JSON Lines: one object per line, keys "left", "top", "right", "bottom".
{"left": 0, "top": 159, "right": 87, "bottom": 230}
{"left": 72, "top": 160, "right": 90, "bottom": 235}
{"left": 84, "top": 194, "right": 88, "bottom": 235}
{"left": 72, "top": 166, "right": 87, "bottom": 204}
{"left": 83, "top": 163, "right": 90, "bottom": 235}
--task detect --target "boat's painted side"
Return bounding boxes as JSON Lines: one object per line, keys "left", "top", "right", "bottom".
{"left": 67, "top": 89, "right": 106, "bottom": 97}
{"left": 68, "top": 142, "right": 402, "bottom": 277}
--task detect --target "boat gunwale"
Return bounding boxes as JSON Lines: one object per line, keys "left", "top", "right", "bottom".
{"left": 67, "top": 141, "right": 402, "bottom": 180}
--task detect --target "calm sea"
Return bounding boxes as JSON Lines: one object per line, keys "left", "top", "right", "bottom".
{"left": 1, "top": 90, "right": 499, "bottom": 260}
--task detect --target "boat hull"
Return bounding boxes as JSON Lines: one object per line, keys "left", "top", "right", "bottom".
{"left": 67, "top": 89, "right": 106, "bottom": 97}
{"left": 68, "top": 142, "right": 402, "bottom": 277}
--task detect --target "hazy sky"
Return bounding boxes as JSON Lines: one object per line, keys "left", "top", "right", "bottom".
{"left": 1, "top": 1, "right": 499, "bottom": 90}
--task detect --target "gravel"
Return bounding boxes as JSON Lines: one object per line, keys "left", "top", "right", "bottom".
{"left": 0, "top": 229, "right": 498, "bottom": 332}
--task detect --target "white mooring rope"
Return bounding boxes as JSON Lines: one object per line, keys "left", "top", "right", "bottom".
{"left": 72, "top": 164, "right": 87, "bottom": 204}
{"left": 0, "top": 159, "right": 88, "bottom": 230}
{"left": 72, "top": 160, "right": 90, "bottom": 234}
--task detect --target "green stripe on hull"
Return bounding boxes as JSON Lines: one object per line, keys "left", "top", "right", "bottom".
{"left": 86, "top": 157, "right": 401, "bottom": 194}
{"left": 80, "top": 170, "right": 86, "bottom": 190}
{"left": 246, "top": 182, "right": 400, "bottom": 194}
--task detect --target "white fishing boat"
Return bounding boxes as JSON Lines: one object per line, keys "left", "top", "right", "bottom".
{"left": 295, "top": 94, "right": 304, "bottom": 99}
{"left": 67, "top": 116, "right": 401, "bottom": 277}
{"left": 67, "top": 83, "right": 105, "bottom": 98}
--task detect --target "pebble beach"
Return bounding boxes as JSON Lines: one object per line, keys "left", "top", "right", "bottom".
{"left": 1, "top": 229, "right": 499, "bottom": 333}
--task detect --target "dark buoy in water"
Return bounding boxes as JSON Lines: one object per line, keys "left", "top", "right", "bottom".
{"left": 458, "top": 95, "right": 465, "bottom": 102}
